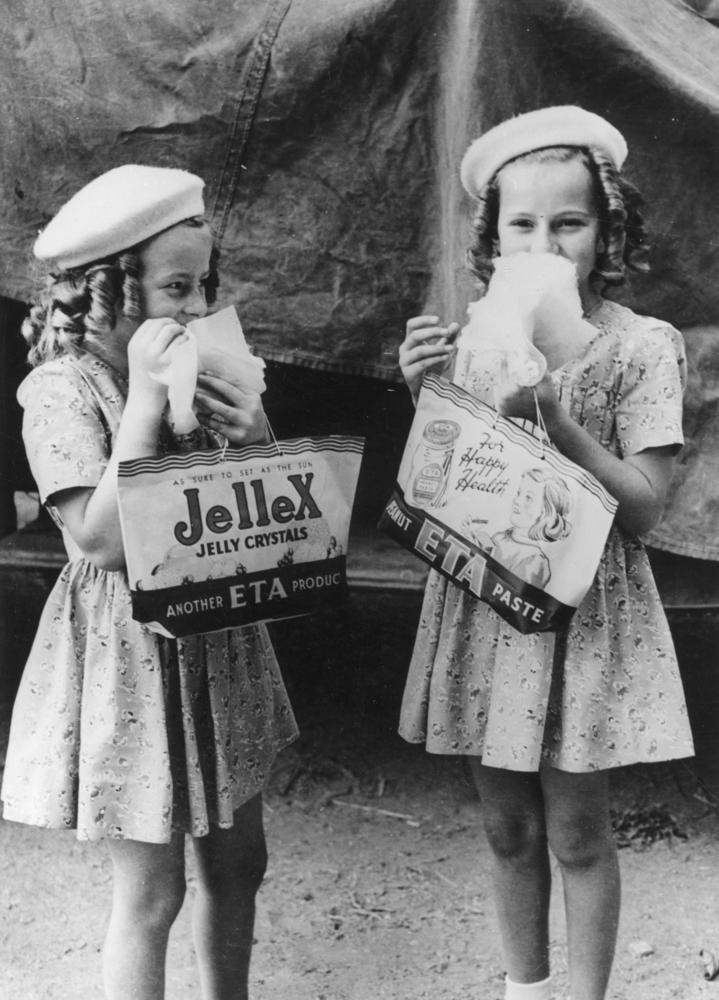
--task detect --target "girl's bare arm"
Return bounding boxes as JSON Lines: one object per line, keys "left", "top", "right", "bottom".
{"left": 500, "top": 375, "right": 676, "bottom": 537}
{"left": 52, "top": 319, "right": 184, "bottom": 571}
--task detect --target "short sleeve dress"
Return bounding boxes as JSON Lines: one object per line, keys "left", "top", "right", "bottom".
{"left": 399, "top": 300, "right": 695, "bottom": 772}
{"left": 1, "top": 352, "right": 298, "bottom": 842}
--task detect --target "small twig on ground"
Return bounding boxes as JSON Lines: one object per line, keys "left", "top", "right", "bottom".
{"left": 406, "top": 863, "right": 458, "bottom": 888}
{"left": 330, "top": 799, "right": 420, "bottom": 825}
{"left": 431, "top": 868, "right": 459, "bottom": 889}
{"left": 349, "top": 891, "right": 393, "bottom": 919}
{"left": 319, "top": 785, "right": 353, "bottom": 807}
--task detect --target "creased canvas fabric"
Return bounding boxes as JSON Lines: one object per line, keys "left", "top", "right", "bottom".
{"left": 2, "top": 0, "right": 718, "bottom": 556}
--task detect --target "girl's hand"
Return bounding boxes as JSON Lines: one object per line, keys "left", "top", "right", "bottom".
{"left": 195, "top": 373, "right": 268, "bottom": 445}
{"left": 126, "top": 318, "right": 187, "bottom": 411}
{"left": 399, "top": 315, "right": 460, "bottom": 404}
{"left": 495, "top": 370, "right": 560, "bottom": 425}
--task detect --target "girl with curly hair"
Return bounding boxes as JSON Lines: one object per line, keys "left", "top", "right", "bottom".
{"left": 398, "top": 107, "right": 693, "bottom": 1000}
{"left": 1, "top": 165, "right": 298, "bottom": 1000}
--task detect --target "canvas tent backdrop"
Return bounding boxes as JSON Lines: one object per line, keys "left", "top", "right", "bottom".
{"left": 1, "top": 0, "right": 719, "bottom": 560}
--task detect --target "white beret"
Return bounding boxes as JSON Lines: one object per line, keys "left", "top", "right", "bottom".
{"left": 34, "top": 164, "right": 206, "bottom": 270}
{"left": 460, "top": 106, "right": 628, "bottom": 198}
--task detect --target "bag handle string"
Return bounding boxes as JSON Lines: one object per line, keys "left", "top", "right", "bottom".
{"left": 532, "top": 388, "right": 550, "bottom": 459}
{"left": 219, "top": 413, "right": 283, "bottom": 461}
{"left": 491, "top": 388, "right": 549, "bottom": 458}
{"left": 264, "top": 415, "right": 283, "bottom": 456}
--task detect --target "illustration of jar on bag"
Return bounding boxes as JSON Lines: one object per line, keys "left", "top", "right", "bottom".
{"left": 409, "top": 419, "right": 461, "bottom": 508}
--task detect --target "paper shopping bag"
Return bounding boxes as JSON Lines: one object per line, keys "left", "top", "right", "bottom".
{"left": 379, "top": 374, "right": 617, "bottom": 634}
{"left": 118, "top": 436, "right": 364, "bottom": 637}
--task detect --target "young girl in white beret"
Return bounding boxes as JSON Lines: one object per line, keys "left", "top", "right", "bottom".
{"left": 1, "top": 165, "right": 298, "bottom": 1000}
{"left": 398, "top": 107, "right": 694, "bottom": 1000}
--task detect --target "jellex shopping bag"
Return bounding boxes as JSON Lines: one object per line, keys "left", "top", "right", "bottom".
{"left": 118, "top": 436, "right": 364, "bottom": 637}
{"left": 379, "top": 374, "right": 617, "bottom": 634}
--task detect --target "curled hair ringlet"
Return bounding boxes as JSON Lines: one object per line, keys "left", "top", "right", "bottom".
{"left": 22, "top": 216, "right": 220, "bottom": 367}
{"left": 22, "top": 253, "right": 141, "bottom": 366}
{"left": 465, "top": 144, "right": 650, "bottom": 295}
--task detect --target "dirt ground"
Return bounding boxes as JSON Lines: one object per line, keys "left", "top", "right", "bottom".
{"left": 2, "top": 597, "right": 719, "bottom": 1000}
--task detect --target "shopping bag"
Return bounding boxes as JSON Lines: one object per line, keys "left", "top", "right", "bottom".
{"left": 379, "top": 374, "right": 617, "bottom": 633}
{"left": 118, "top": 436, "right": 364, "bottom": 638}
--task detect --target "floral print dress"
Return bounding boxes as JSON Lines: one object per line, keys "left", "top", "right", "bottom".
{"left": 399, "top": 300, "right": 695, "bottom": 772}
{"left": 1, "top": 352, "right": 298, "bottom": 842}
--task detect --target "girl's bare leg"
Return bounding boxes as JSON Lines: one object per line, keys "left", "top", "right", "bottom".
{"left": 103, "top": 833, "right": 186, "bottom": 1000}
{"left": 469, "top": 762, "right": 552, "bottom": 984}
{"left": 541, "top": 767, "right": 619, "bottom": 1000}
{"left": 191, "top": 793, "right": 267, "bottom": 1000}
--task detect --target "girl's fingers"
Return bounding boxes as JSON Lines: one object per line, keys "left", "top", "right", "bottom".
{"left": 399, "top": 317, "right": 459, "bottom": 399}
{"left": 406, "top": 315, "right": 459, "bottom": 337}
{"left": 130, "top": 320, "right": 187, "bottom": 370}
{"left": 400, "top": 344, "right": 456, "bottom": 373}
{"left": 155, "top": 326, "right": 191, "bottom": 361}
{"left": 196, "top": 372, "right": 251, "bottom": 405}
{"left": 403, "top": 318, "right": 461, "bottom": 352}
{"left": 406, "top": 314, "right": 440, "bottom": 334}
{"left": 135, "top": 317, "right": 185, "bottom": 346}
{"left": 194, "top": 391, "right": 235, "bottom": 423}
{"left": 404, "top": 325, "right": 449, "bottom": 348}
{"left": 401, "top": 341, "right": 456, "bottom": 360}
{"left": 445, "top": 321, "right": 461, "bottom": 340}
{"left": 195, "top": 389, "right": 263, "bottom": 431}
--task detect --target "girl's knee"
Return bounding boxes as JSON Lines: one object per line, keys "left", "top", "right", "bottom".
{"left": 228, "top": 835, "right": 268, "bottom": 893}
{"left": 547, "top": 815, "right": 615, "bottom": 871}
{"left": 196, "top": 828, "right": 268, "bottom": 901}
{"left": 112, "top": 864, "right": 186, "bottom": 932}
{"left": 145, "top": 875, "right": 186, "bottom": 931}
{"left": 473, "top": 766, "right": 547, "bottom": 863}
{"left": 542, "top": 767, "right": 614, "bottom": 871}
{"left": 483, "top": 810, "right": 547, "bottom": 863}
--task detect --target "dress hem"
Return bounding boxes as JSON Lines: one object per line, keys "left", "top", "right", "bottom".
{"left": 398, "top": 733, "right": 695, "bottom": 773}
{"left": 0, "top": 730, "right": 299, "bottom": 843}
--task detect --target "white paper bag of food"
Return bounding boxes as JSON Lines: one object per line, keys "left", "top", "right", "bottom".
{"left": 118, "top": 435, "right": 365, "bottom": 637}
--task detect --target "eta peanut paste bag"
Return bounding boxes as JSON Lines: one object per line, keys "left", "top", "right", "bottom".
{"left": 118, "top": 436, "right": 364, "bottom": 637}
{"left": 379, "top": 374, "right": 617, "bottom": 634}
